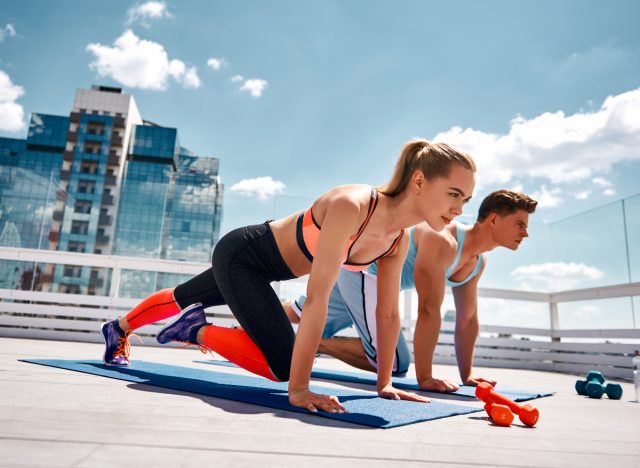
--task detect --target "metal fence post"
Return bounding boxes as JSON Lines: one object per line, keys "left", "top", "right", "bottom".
{"left": 550, "top": 300, "right": 560, "bottom": 343}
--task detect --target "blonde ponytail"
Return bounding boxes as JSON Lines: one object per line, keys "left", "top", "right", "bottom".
{"left": 379, "top": 139, "right": 476, "bottom": 196}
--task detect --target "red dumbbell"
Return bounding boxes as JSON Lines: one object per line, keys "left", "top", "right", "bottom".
{"left": 484, "top": 402, "right": 514, "bottom": 427}
{"left": 476, "top": 382, "right": 539, "bottom": 427}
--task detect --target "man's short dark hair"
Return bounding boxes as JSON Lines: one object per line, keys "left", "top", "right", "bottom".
{"left": 477, "top": 190, "right": 537, "bottom": 222}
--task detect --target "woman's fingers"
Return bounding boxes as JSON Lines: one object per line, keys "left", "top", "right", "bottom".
{"left": 290, "top": 389, "right": 347, "bottom": 414}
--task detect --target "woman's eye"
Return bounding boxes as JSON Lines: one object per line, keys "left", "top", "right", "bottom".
{"left": 450, "top": 193, "right": 459, "bottom": 198}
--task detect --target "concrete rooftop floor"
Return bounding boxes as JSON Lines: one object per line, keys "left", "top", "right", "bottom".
{"left": 1, "top": 337, "right": 639, "bottom": 468}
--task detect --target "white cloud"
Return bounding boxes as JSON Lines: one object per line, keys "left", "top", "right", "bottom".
{"left": 509, "top": 183, "right": 524, "bottom": 193}
{"left": 592, "top": 177, "right": 612, "bottom": 188}
{"left": 207, "top": 58, "right": 225, "bottom": 71}
{"left": 433, "top": 87, "right": 640, "bottom": 189}
{"left": 230, "top": 176, "right": 285, "bottom": 200}
{"left": 182, "top": 66, "right": 201, "bottom": 88}
{"left": 239, "top": 78, "right": 268, "bottom": 98}
{"left": 230, "top": 74, "right": 244, "bottom": 82}
{"left": 0, "top": 70, "right": 25, "bottom": 132}
{"left": 126, "top": 1, "right": 172, "bottom": 27}
{"left": 573, "top": 190, "right": 591, "bottom": 200}
{"left": 603, "top": 188, "right": 616, "bottom": 196}
{"left": 530, "top": 185, "right": 563, "bottom": 208}
{"left": 511, "top": 261, "right": 604, "bottom": 291}
{"left": 0, "top": 24, "right": 16, "bottom": 42}
{"left": 86, "top": 30, "right": 200, "bottom": 90}
{"left": 568, "top": 304, "right": 602, "bottom": 321}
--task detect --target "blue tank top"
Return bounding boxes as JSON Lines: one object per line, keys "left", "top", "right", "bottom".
{"left": 367, "top": 228, "right": 417, "bottom": 290}
{"left": 367, "top": 222, "right": 483, "bottom": 289}
{"left": 444, "top": 223, "right": 484, "bottom": 287}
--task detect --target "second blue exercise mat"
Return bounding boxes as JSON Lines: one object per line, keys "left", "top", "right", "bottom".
{"left": 198, "top": 359, "right": 554, "bottom": 402}
{"left": 21, "top": 359, "right": 482, "bottom": 429}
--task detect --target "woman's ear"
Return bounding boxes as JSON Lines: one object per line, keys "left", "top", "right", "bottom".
{"left": 412, "top": 170, "right": 424, "bottom": 192}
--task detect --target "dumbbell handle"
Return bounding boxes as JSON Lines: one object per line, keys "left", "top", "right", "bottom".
{"left": 476, "top": 383, "right": 539, "bottom": 427}
{"left": 479, "top": 386, "right": 522, "bottom": 413}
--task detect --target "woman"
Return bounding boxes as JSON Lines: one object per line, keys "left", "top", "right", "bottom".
{"left": 100, "top": 139, "right": 476, "bottom": 413}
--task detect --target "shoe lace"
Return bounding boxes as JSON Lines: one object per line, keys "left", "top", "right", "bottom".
{"left": 113, "top": 332, "right": 143, "bottom": 359}
{"left": 174, "top": 340, "right": 214, "bottom": 356}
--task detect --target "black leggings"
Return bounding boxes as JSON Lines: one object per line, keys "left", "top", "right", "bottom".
{"left": 173, "top": 221, "right": 297, "bottom": 381}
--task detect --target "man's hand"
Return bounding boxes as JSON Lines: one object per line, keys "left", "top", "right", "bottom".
{"left": 378, "top": 384, "right": 431, "bottom": 403}
{"left": 463, "top": 376, "right": 497, "bottom": 387}
{"left": 419, "top": 376, "right": 460, "bottom": 392}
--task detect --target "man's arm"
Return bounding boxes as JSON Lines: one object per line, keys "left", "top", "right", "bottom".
{"left": 413, "top": 229, "right": 458, "bottom": 392}
{"left": 451, "top": 256, "right": 496, "bottom": 387}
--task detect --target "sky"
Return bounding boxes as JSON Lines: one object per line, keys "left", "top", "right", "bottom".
{"left": 1, "top": 0, "right": 639, "bottom": 327}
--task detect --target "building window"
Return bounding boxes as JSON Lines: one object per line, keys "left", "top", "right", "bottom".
{"left": 68, "top": 241, "right": 86, "bottom": 253}
{"left": 83, "top": 142, "right": 102, "bottom": 154}
{"left": 71, "top": 220, "right": 90, "bottom": 235}
{"left": 77, "top": 179, "right": 96, "bottom": 194}
{"left": 80, "top": 161, "right": 99, "bottom": 174}
{"left": 87, "top": 121, "right": 105, "bottom": 136}
{"left": 61, "top": 284, "right": 82, "bottom": 294}
{"left": 74, "top": 200, "right": 92, "bottom": 214}
{"left": 63, "top": 265, "right": 82, "bottom": 277}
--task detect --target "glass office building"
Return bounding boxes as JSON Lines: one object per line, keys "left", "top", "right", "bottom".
{"left": 0, "top": 85, "right": 223, "bottom": 296}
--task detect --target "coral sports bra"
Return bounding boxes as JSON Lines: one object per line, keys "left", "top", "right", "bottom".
{"left": 296, "top": 189, "right": 404, "bottom": 272}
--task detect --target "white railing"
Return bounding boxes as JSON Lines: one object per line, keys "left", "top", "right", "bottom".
{"left": 1, "top": 247, "right": 639, "bottom": 380}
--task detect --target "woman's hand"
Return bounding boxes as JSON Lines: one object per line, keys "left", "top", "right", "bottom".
{"left": 289, "top": 388, "right": 347, "bottom": 413}
{"left": 378, "top": 384, "right": 430, "bottom": 403}
{"left": 419, "top": 376, "right": 460, "bottom": 392}
{"left": 463, "top": 376, "right": 497, "bottom": 387}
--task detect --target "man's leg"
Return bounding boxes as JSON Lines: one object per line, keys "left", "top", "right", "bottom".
{"left": 287, "top": 286, "right": 354, "bottom": 338}
{"left": 318, "top": 336, "right": 376, "bottom": 372}
{"left": 336, "top": 269, "right": 410, "bottom": 376}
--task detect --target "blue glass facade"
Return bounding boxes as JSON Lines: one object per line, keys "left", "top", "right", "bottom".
{"left": 129, "top": 125, "right": 179, "bottom": 165}
{"left": 0, "top": 86, "right": 223, "bottom": 296}
{"left": 0, "top": 114, "right": 67, "bottom": 289}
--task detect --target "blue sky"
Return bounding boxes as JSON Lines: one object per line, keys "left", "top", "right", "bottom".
{"left": 1, "top": 1, "right": 639, "bottom": 325}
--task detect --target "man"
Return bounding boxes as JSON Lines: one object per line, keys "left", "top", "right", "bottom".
{"left": 285, "top": 190, "right": 537, "bottom": 391}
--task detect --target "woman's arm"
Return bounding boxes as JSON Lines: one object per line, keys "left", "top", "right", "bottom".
{"left": 288, "top": 196, "right": 359, "bottom": 413}
{"left": 413, "top": 229, "right": 460, "bottom": 392}
{"left": 375, "top": 234, "right": 429, "bottom": 403}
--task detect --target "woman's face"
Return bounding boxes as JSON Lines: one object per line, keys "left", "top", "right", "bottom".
{"left": 417, "top": 165, "right": 475, "bottom": 231}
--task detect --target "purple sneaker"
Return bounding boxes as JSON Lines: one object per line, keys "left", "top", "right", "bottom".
{"left": 101, "top": 318, "right": 133, "bottom": 366}
{"left": 157, "top": 303, "right": 207, "bottom": 345}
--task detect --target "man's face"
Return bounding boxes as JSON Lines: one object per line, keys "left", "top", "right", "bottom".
{"left": 493, "top": 210, "right": 530, "bottom": 250}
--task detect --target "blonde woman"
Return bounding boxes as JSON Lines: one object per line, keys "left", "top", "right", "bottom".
{"left": 101, "top": 139, "right": 476, "bottom": 413}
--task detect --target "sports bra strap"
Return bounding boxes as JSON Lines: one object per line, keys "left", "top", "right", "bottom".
{"left": 345, "top": 189, "right": 378, "bottom": 261}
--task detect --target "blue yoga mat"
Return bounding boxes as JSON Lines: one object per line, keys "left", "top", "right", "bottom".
{"left": 22, "top": 359, "right": 482, "bottom": 429}
{"left": 197, "top": 359, "right": 554, "bottom": 402}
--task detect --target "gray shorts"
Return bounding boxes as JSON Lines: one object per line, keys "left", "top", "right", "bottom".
{"left": 292, "top": 268, "right": 410, "bottom": 376}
